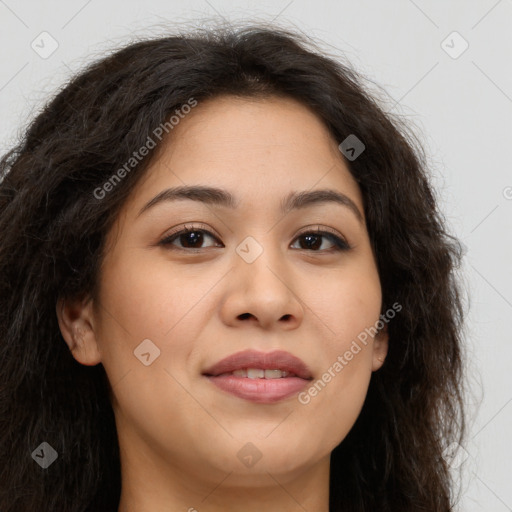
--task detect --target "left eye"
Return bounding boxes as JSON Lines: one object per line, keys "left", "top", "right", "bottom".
{"left": 291, "top": 230, "right": 350, "bottom": 251}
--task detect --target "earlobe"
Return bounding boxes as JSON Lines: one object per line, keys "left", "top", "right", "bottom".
{"left": 371, "top": 322, "right": 389, "bottom": 371}
{"left": 56, "top": 296, "right": 102, "bottom": 366}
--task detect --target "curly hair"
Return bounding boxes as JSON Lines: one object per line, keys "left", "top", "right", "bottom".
{"left": 0, "top": 23, "right": 467, "bottom": 511}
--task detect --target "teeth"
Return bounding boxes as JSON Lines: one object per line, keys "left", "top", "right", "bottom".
{"left": 247, "top": 368, "right": 265, "bottom": 379}
{"left": 265, "top": 369, "right": 288, "bottom": 379}
{"left": 229, "top": 368, "right": 291, "bottom": 379}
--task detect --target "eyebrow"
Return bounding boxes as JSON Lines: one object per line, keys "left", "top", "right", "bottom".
{"left": 137, "top": 185, "right": 364, "bottom": 223}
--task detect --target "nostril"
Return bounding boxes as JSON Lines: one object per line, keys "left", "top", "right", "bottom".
{"left": 239, "top": 313, "right": 252, "bottom": 320}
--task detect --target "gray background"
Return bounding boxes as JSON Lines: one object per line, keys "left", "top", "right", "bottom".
{"left": 1, "top": 1, "right": 511, "bottom": 510}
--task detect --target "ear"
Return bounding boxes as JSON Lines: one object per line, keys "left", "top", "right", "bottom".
{"left": 371, "top": 321, "right": 389, "bottom": 372}
{"left": 56, "top": 295, "right": 102, "bottom": 366}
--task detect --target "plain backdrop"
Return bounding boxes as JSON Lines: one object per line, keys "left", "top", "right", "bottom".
{"left": 1, "top": 1, "right": 511, "bottom": 510}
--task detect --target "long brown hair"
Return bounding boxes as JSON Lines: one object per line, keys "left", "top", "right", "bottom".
{"left": 0, "top": 23, "right": 467, "bottom": 511}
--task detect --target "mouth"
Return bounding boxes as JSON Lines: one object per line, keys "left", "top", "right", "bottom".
{"left": 217, "top": 368, "right": 295, "bottom": 378}
{"left": 202, "top": 349, "right": 313, "bottom": 404}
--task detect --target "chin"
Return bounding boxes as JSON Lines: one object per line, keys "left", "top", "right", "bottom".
{"left": 205, "top": 438, "right": 324, "bottom": 481}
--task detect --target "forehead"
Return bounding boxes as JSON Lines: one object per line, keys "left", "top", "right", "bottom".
{"left": 163, "top": 94, "right": 339, "bottom": 167}
{"left": 120, "top": 94, "right": 364, "bottom": 220}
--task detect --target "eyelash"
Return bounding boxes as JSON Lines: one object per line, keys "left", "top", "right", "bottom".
{"left": 158, "top": 223, "right": 351, "bottom": 253}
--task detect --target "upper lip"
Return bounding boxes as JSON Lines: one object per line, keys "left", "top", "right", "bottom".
{"left": 202, "top": 349, "right": 313, "bottom": 380}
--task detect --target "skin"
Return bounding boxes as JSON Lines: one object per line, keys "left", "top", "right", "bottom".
{"left": 57, "top": 95, "right": 388, "bottom": 512}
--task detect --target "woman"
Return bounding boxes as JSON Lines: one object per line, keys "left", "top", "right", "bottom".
{"left": 0, "top": 24, "right": 467, "bottom": 511}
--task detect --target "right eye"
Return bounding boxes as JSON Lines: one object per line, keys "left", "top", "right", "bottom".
{"left": 159, "top": 224, "right": 223, "bottom": 251}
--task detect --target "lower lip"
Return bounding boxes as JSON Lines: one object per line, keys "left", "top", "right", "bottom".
{"left": 205, "top": 375, "right": 309, "bottom": 403}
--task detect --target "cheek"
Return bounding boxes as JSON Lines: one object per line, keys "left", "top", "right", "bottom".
{"left": 298, "top": 355, "right": 373, "bottom": 454}
{"left": 93, "top": 253, "right": 216, "bottom": 440}
{"left": 307, "top": 257, "right": 382, "bottom": 347}
{"left": 94, "top": 251, "right": 219, "bottom": 379}
{"left": 294, "top": 263, "right": 380, "bottom": 439}
{"left": 99, "top": 249, "right": 195, "bottom": 332}
{"left": 295, "top": 313, "right": 376, "bottom": 451}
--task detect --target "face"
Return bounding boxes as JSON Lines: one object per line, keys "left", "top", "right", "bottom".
{"left": 58, "top": 95, "right": 388, "bottom": 491}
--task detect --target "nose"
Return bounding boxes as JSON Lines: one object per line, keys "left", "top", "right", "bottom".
{"left": 219, "top": 242, "right": 304, "bottom": 331}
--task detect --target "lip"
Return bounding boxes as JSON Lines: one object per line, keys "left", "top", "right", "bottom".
{"left": 203, "top": 349, "right": 312, "bottom": 380}
{"left": 202, "top": 349, "right": 313, "bottom": 403}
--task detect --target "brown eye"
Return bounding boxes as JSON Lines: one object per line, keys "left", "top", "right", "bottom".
{"left": 291, "top": 230, "right": 350, "bottom": 252}
{"left": 160, "top": 227, "right": 223, "bottom": 250}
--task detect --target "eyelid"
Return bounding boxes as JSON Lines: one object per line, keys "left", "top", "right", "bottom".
{"left": 161, "top": 222, "right": 221, "bottom": 241}
{"left": 294, "top": 224, "right": 346, "bottom": 241}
